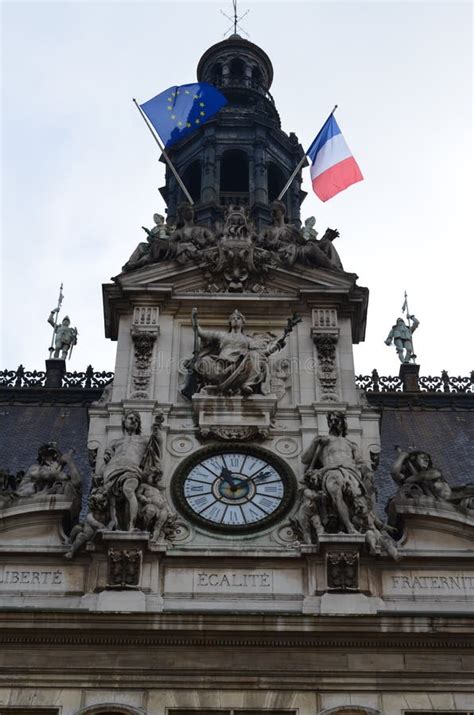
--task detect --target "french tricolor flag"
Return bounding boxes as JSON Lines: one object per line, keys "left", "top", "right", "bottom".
{"left": 307, "top": 114, "right": 363, "bottom": 201}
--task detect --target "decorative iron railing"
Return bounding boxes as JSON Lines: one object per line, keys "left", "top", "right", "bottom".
{"left": 0, "top": 365, "right": 114, "bottom": 389}
{"left": 355, "top": 369, "right": 474, "bottom": 393}
{"left": 1, "top": 365, "right": 473, "bottom": 393}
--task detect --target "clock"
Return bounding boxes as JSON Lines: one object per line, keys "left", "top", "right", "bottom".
{"left": 171, "top": 445, "right": 295, "bottom": 534}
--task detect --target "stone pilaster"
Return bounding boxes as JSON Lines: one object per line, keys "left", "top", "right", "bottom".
{"left": 311, "top": 308, "right": 340, "bottom": 401}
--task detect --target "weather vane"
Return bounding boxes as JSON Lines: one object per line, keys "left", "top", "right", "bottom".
{"left": 220, "top": 0, "right": 250, "bottom": 37}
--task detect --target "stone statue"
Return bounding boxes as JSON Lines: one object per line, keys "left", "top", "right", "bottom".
{"left": 301, "top": 216, "right": 318, "bottom": 242}
{"left": 48, "top": 310, "right": 78, "bottom": 360}
{"left": 318, "top": 228, "right": 344, "bottom": 271}
{"left": 17, "top": 444, "right": 82, "bottom": 511}
{"left": 137, "top": 472, "right": 172, "bottom": 544}
{"left": 293, "top": 412, "right": 397, "bottom": 557}
{"left": 186, "top": 308, "right": 300, "bottom": 398}
{"left": 102, "top": 410, "right": 163, "bottom": 531}
{"left": 122, "top": 213, "right": 175, "bottom": 271}
{"left": 385, "top": 315, "right": 419, "bottom": 363}
{"left": 387, "top": 447, "right": 474, "bottom": 526}
{"left": 64, "top": 487, "right": 110, "bottom": 558}
{"left": 168, "top": 203, "right": 215, "bottom": 263}
{"left": 259, "top": 201, "right": 302, "bottom": 255}
{"left": 352, "top": 496, "right": 398, "bottom": 559}
{"left": 300, "top": 412, "right": 373, "bottom": 534}
{"left": 390, "top": 449, "right": 451, "bottom": 501}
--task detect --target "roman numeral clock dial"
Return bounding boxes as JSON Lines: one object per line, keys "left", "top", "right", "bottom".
{"left": 172, "top": 447, "right": 295, "bottom": 534}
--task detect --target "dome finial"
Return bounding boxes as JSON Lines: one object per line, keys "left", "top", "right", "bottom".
{"left": 220, "top": 0, "right": 250, "bottom": 38}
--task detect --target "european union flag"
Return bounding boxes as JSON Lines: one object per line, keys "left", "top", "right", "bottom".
{"left": 139, "top": 82, "right": 228, "bottom": 149}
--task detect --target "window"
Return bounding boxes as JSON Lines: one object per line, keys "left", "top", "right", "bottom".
{"left": 220, "top": 150, "right": 249, "bottom": 193}
{"left": 182, "top": 160, "right": 202, "bottom": 202}
{"left": 170, "top": 710, "right": 295, "bottom": 715}
{"left": 229, "top": 58, "right": 245, "bottom": 79}
{"left": 267, "top": 162, "right": 287, "bottom": 202}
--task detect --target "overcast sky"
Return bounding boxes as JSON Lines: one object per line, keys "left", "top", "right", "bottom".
{"left": 1, "top": 0, "right": 472, "bottom": 378}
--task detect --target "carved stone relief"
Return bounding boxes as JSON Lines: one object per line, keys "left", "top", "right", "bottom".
{"left": 107, "top": 548, "right": 142, "bottom": 588}
{"left": 128, "top": 306, "right": 160, "bottom": 399}
{"left": 311, "top": 309, "right": 340, "bottom": 402}
{"left": 327, "top": 551, "right": 359, "bottom": 591}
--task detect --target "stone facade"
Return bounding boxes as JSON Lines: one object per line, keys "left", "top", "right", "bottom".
{"left": 1, "top": 32, "right": 474, "bottom": 715}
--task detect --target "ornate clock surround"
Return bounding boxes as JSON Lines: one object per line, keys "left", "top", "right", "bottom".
{"left": 171, "top": 444, "right": 296, "bottom": 535}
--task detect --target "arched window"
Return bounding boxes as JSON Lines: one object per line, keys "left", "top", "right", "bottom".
{"left": 268, "top": 162, "right": 287, "bottom": 202}
{"left": 212, "top": 62, "right": 223, "bottom": 85}
{"left": 230, "top": 57, "right": 245, "bottom": 79}
{"left": 252, "top": 66, "right": 263, "bottom": 88}
{"left": 220, "top": 149, "right": 249, "bottom": 193}
{"left": 182, "top": 160, "right": 202, "bottom": 202}
{"left": 319, "top": 708, "right": 383, "bottom": 715}
{"left": 75, "top": 706, "right": 145, "bottom": 715}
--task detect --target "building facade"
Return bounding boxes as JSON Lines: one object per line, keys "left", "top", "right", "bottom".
{"left": 1, "top": 35, "right": 474, "bottom": 715}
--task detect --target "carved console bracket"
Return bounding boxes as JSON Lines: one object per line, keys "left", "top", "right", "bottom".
{"left": 192, "top": 394, "right": 278, "bottom": 441}
{"left": 311, "top": 309, "right": 340, "bottom": 402}
{"left": 129, "top": 307, "right": 160, "bottom": 400}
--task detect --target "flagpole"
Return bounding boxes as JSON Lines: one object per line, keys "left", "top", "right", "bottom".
{"left": 132, "top": 98, "right": 194, "bottom": 206}
{"left": 277, "top": 104, "right": 338, "bottom": 202}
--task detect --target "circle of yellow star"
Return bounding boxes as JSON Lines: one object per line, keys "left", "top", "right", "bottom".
{"left": 195, "top": 119, "right": 200, "bottom": 124}
{"left": 171, "top": 114, "right": 176, "bottom": 120}
{"left": 167, "top": 106, "right": 172, "bottom": 110}
{"left": 185, "top": 90, "right": 190, "bottom": 94}
{"left": 186, "top": 122, "right": 191, "bottom": 128}
{"left": 178, "top": 121, "right": 183, "bottom": 127}
{"left": 193, "top": 94, "right": 199, "bottom": 99}
{"left": 199, "top": 102, "right": 205, "bottom": 107}
{"left": 200, "top": 111, "right": 205, "bottom": 116}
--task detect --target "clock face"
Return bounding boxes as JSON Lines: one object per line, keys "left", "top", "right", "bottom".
{"left": 172, "top": 446, "right": 295, "bottom": 534}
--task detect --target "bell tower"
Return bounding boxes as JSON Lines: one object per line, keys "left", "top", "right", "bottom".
{"left": 160, "top": 35, "right": 306, "bottom": 229}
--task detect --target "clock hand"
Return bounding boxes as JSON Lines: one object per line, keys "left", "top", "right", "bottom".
{"left": 219, "top": 465, "right": 237, "bottom": 489}
{"left": 247, "top": 469, "right": 272, "bottom": 485}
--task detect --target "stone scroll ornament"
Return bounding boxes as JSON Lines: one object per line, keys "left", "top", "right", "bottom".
{"left": 386, "top": 448, "right": 474, "bottom": 526}
{"left": 119, "top": 203, "right": 347, "bottom": 292}
{"left": 65, "top": 411, "right": 179, "bottom": 558}
{"left": 291, "top": 411, "right": 399, "bottom": 559}
{"left": 181, "top": 308, "right": 301, "bottom": 400}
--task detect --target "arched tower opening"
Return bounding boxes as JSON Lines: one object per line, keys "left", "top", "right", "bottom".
{"left": 182, "top": 160, "right": 202, "bottom": 203}
{"left": 268, "top": 162, "right": 287, "bottom": 202}
{"left": 220, "top": 149, "right": 249, "bottom": 203}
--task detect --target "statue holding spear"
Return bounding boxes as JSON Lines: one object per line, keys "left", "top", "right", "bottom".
{"left": 384, "top": 291, "right": 419, "bottom": 364}
{"left": 47, "top": 284, "right": 79, "bottom": 360}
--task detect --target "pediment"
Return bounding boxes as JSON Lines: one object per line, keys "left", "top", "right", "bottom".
{"left": 104, "top": 260, "right": 367, "bottom": 340}
{"left": 113, "top": 260, "right": 360, "bottom": 297}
